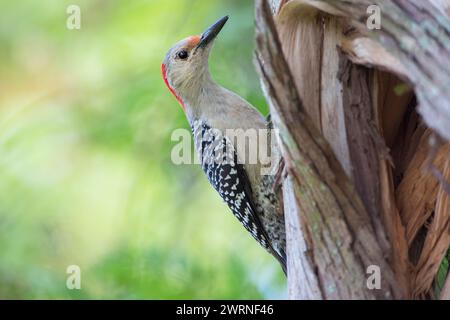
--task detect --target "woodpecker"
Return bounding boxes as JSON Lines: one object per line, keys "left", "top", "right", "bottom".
{"left": 162, "top": 16, "right": 286, "bottom": 273}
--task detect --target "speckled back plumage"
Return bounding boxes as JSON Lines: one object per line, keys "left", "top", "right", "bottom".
{"left": 192, "top": 119, "right": 286, "bottom": 272}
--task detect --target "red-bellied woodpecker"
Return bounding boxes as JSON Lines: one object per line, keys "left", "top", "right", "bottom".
{"left": 162, "top": 16, "right": 286, "bottom": 274}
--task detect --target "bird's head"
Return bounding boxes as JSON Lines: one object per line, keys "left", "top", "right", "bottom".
{"left": 162, "top": 15, "right": 229, "bottom": 111}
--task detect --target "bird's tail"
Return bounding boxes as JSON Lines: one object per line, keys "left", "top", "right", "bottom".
{"left": 274, "top": 248, "right": 287, "bottom": 276}
{"left": 266, "top": 114, "right": 273, "bottom": 129}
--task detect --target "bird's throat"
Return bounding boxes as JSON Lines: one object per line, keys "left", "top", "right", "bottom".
{"left": 162, "top": 63, "right": 186, "bottom": 111}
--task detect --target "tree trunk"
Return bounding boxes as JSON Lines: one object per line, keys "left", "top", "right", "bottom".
{"left": 255, "top": 0, "right": 450, "bottom": 299}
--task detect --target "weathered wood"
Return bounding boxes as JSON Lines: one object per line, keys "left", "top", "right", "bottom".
{"left": 275, "top": 0, "right": 397, "bottom": 260}
{"left": 320, "top": 17, "right": 353, "bottom": 176}
{"left": 266, "top": 0, "right": 411, "bottom": 298}
{"left": 372, "top": 70, "right": 411, "bottom": 296}
{"left": 264, "top": 0, "right": 450, "bottom": 299}
{"left": 276, "top": 3, "right": 323, "bottom": 130}
{"left": 413, "top": 158, "right": 450, "bottom": 297}
{"left": 255, "top": 0, "right": 402, "bottom": 299}
{"left": 313, "top": 0, "right": 450, "bottom": 143}
{"left": 338, "top": 56, "right": 390, "bottom": 252}
{"left": 275, "top": 1, "right": 353, "bottom": 178}
{"left": 396, "top": 130, "right": 449, "bottom": 244}
{"left": 283, "top": 175, "right": 322, "bottom": 299}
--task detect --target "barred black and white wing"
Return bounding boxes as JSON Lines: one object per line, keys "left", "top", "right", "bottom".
{"left": 192, "top": 120, "right": 286, "bottom": 271}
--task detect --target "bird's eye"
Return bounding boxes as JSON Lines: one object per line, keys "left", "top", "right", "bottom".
{"left": 177, "top": 50, "right": 189, "bottom": 60}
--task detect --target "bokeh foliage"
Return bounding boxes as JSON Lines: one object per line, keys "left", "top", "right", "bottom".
{"left": 0, "top": 0, "right": 285, "bottom": 299}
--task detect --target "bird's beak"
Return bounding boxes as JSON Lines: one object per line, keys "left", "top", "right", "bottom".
{"left": 196, "top": 15, "right": 229, "bottom": 49}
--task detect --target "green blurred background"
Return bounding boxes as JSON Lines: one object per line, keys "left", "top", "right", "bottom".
{"left": 0, "top": 0, "right": 285, "bottom": 299}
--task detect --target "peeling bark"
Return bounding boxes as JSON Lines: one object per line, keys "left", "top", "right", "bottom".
{"left": 258, "top": 0, "right": 450, "bottom": 299}
{"left": 255, "top": 0, "right": 402, "bottom": 299}
{"left": 313, "top": 0, "right": 450, "bottom": 143}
